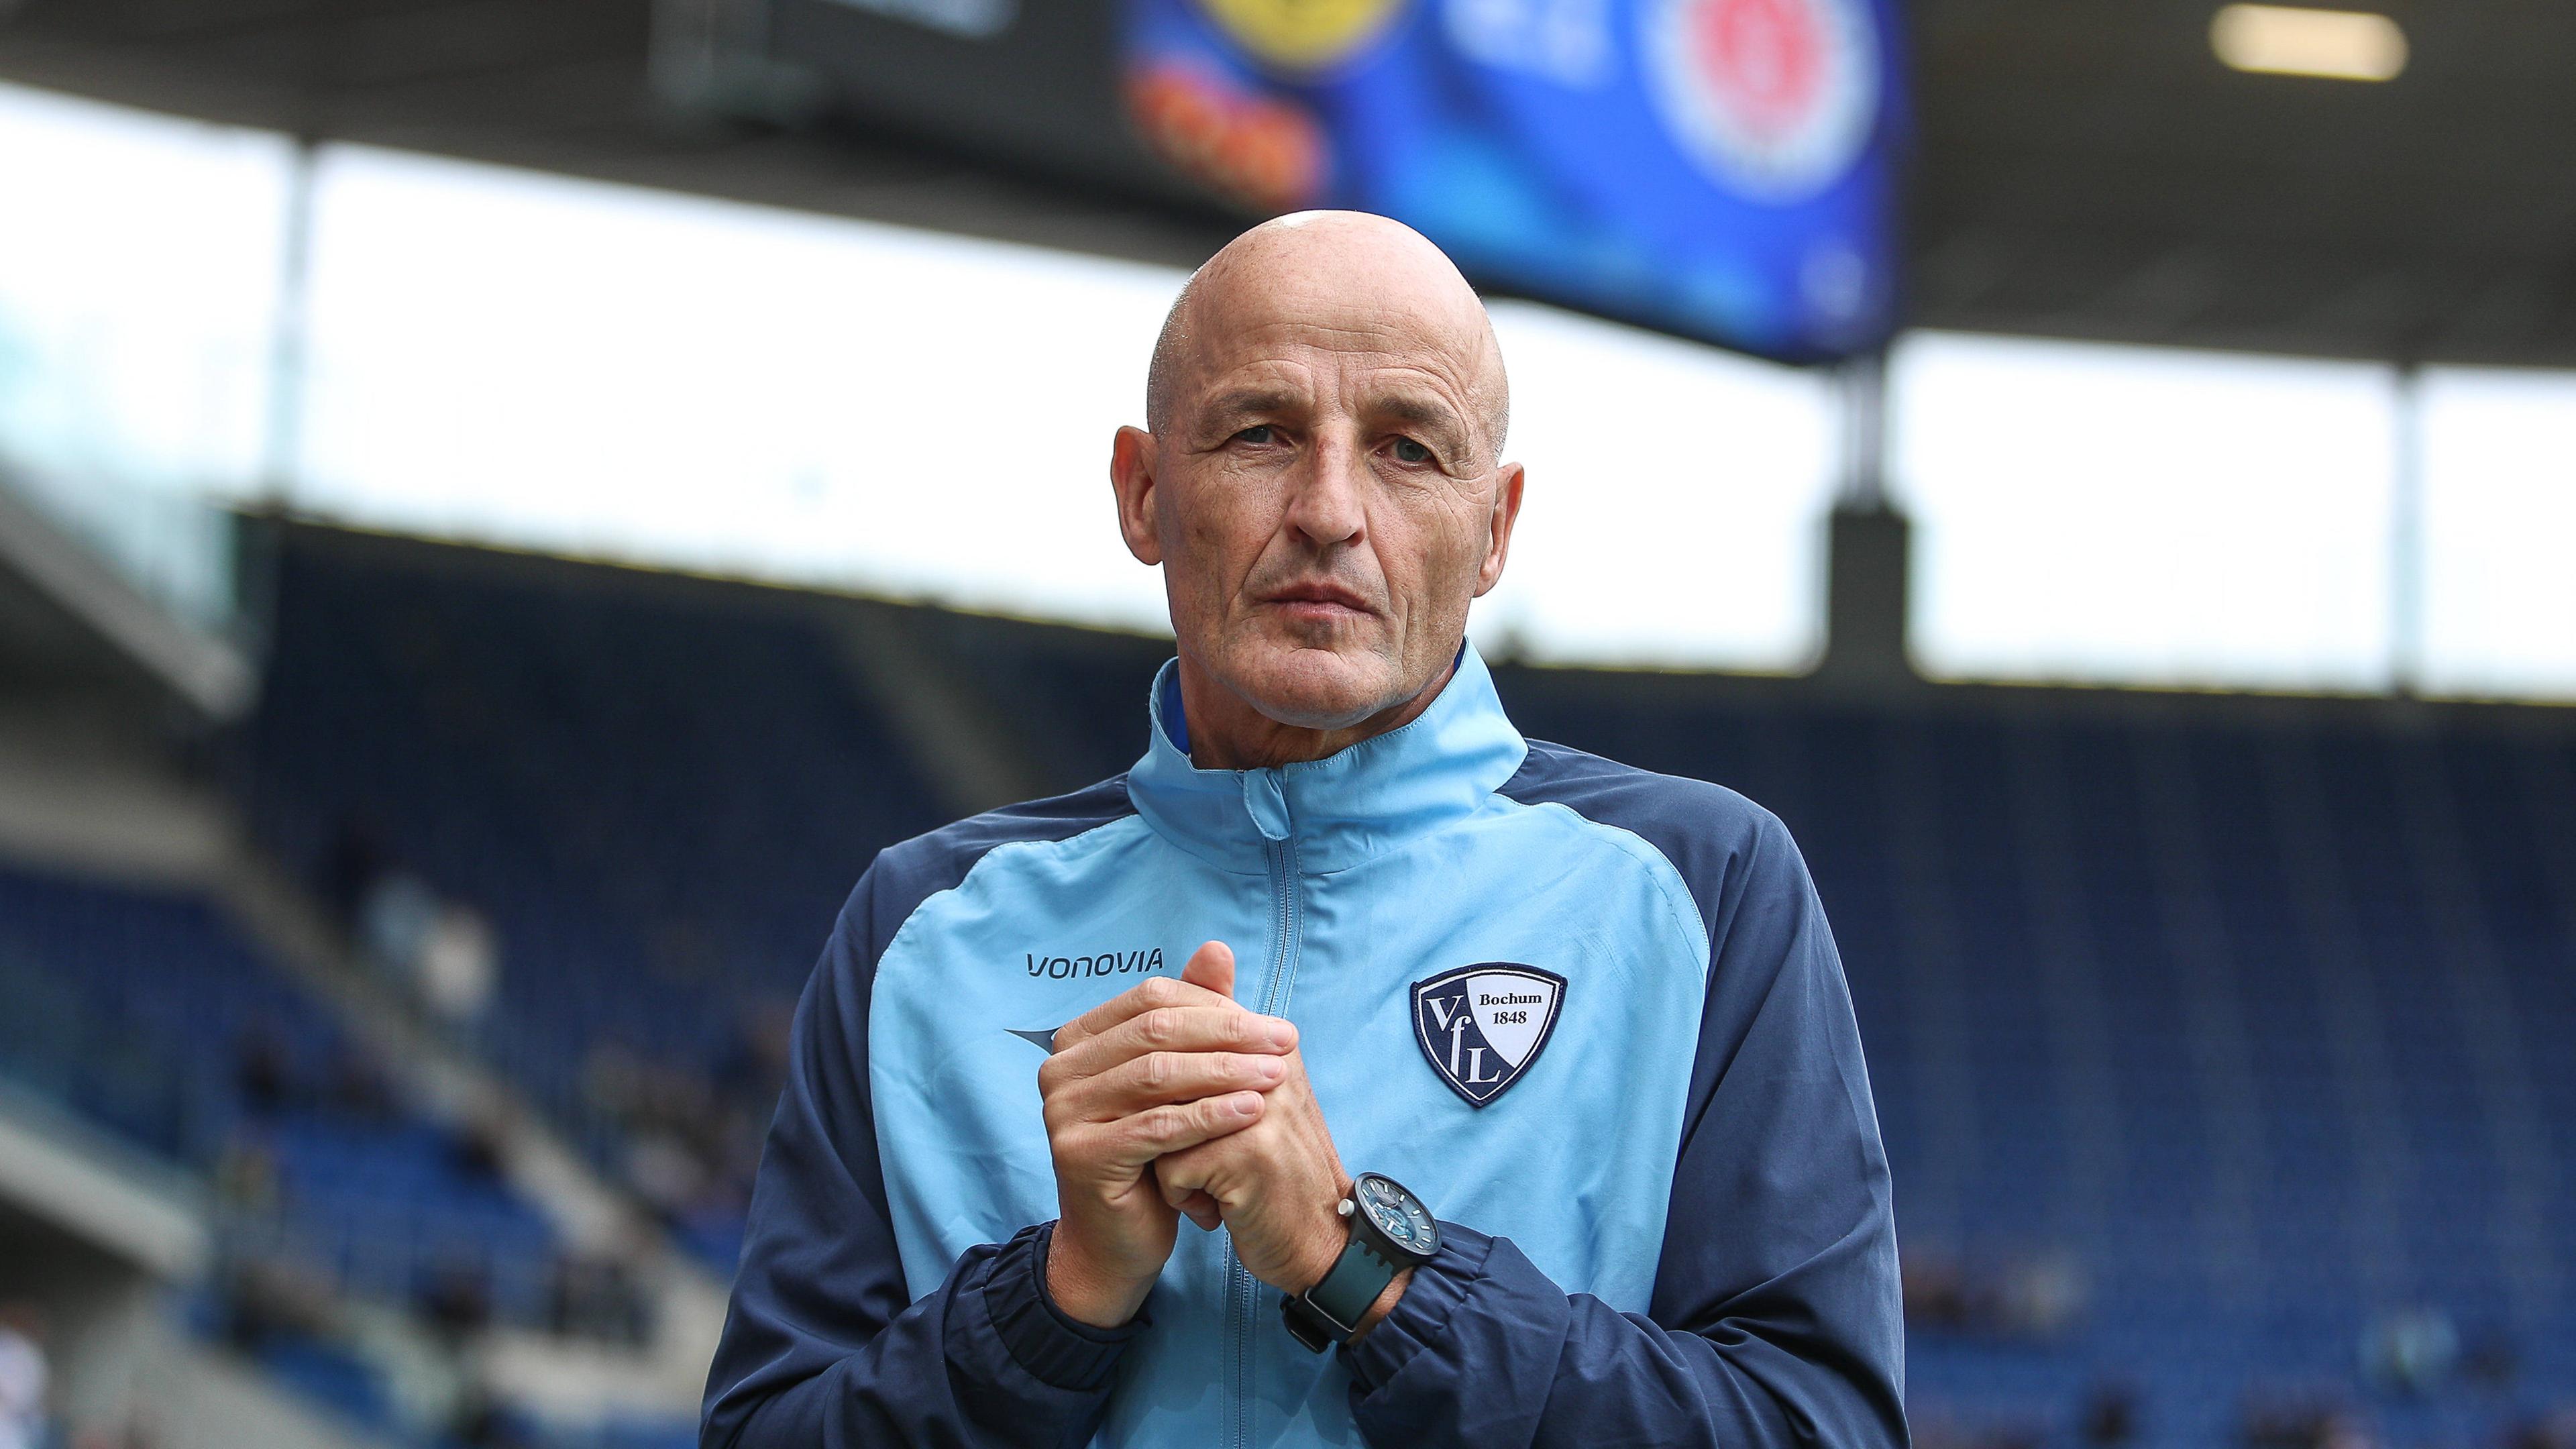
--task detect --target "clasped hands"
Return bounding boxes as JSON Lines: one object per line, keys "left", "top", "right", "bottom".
{"left": 1040, "top": 941, "right": 1387, "bottom": 1331}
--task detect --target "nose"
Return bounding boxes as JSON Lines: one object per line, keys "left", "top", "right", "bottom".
{"left": 1283, "top": 431, "right": 1366, "bottom": 553}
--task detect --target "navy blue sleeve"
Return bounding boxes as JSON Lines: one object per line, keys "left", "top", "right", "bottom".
{"left": 1345, "top": 748, "right": 1907, "bottom": 1449}
{"left": 702, "top": 786, "right": 1148, "bottom": 1449}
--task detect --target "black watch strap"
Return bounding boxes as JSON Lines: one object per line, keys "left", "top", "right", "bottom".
{"left": 1281, "top": 1234, "right": 1401, "bottom": 1352}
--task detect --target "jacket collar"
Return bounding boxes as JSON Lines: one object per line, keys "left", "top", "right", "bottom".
{"left": 1126, "top": 645, "right": 1528, "bottom": 876}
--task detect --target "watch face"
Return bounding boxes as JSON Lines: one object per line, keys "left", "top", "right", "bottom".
{"left": 1354, "top": 1174, "right": 1439, "bottom": 1257}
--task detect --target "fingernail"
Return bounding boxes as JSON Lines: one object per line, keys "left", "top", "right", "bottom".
{"left": 1254, "top": 1057, "right": 1285, "bottom": 1081}
{"left": 1225, "top": 1093, "right": 1259, "bottom": 1118}
{"left": 1267, "top": 1022, "right": 1297, "bottom": 1050}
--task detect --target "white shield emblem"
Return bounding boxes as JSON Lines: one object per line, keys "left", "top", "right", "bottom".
{"left": 1410, "top": 963, "right": 1566, "bottom": 1107}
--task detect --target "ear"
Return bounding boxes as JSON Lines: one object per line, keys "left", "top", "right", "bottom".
{"left": 1110, "top": 425, "right": 1165, "bottom": 567}
{"left": 1470, "top": 461, "right": 1525, "bottom": 598}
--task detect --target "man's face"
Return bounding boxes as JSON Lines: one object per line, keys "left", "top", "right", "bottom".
{"left": 1116, "top": 256, "right": 1520, "bottom": 732}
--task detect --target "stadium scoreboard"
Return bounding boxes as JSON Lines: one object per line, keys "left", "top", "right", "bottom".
{"left": 706, "top": 0, "right": 1906, "bottom": 363}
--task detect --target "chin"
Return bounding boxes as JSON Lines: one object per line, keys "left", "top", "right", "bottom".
{"left": 1226, "top": 643, "right": 1406, "bottom": 731}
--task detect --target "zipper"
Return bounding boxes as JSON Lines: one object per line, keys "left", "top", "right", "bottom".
{"left": 1226, "top": 826, "right": 1304, "bottom": 1449}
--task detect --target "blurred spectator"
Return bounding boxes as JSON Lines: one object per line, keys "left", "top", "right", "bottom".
{"left": 1901, "top": 1249, "right": 1971, "bottom": 1330}
{"left": 212, "top": 1128, "right": 282, "bottom": 1216}
{"left": 234, "top": 1022, "right": 297, "bottom": 1115}
{"left": 712, "top": 996, "right": 795, "bottom": 1115}
{"left": 444, "top": 1114, "right": 509, "bottom": 1186}
{"left": 417, "top": 1259, "right": 493, "bottom": 1341}
{"left": 584, "top": 1006, "right": 779, "bottom": 1258}
{"left": 1899, "top": 1244, "right": 2087, "bottom": 1342}
{"left": 1990, "top": 1251, "right": 2086, "bottom": 1338}
{"left": 321, "top": 814, "right": 393, "bottom": 926}
{"left": 360, "top": 871, "right": 442, "bottom": 979}
{"left": 417, "top": 904, "right": 496, "bottom": 1024}
{"left": 2082, "top": 1381, "right": 2141, "bottom": 1449}
{"left": 349, "top": 857, "right": 503, "bottom": 1026}
{"left": 624, "top": 1128, "right": 707, "bottom": 1221}
{"left": 2243, "top": 1395, "right": 2378, "bottom": 1449}
{"left": 2361, "top": 1307, "right": 2460, "bottom": 1396}
{"left": 547, "top": 1252, "right": 651, "bottom": 1347}
{"left": 322, "top": 1046, "right": 396, "bottom": 1123}
{"left": 217, "top": 1254, "right": 339, "bottom": 1352}
{"left": 2505, "top": 1407, "right": 2576, "bottom": 1449}
{"left": 447, "top": 1391, "right": 539, "bottom": 1449}
{"left": 2459, "top": 1325, "right": 2519, "bottom": 1392}
{"left": 0, "top": 1302, "right": 48, "bottom": 1449}
{"left": 1911, "top": 1412, "right": 2045, "bottom": 1449}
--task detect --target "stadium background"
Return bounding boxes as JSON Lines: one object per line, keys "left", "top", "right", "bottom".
{"left": 0, "top": 1, "right": 2571, "bottom": 1447}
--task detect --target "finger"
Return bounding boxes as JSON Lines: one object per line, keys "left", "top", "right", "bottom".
{"left": 1179, "top": 940, "right": 1234, "bottom": 1001}
{"left": 1153, "top": 1136, "right": 1218, "bottom": 1204}
{"left": 1049, "top": 970, "right": 1240, "bottom": 1055}
{"left": 1054, "top": 1049, "right": 1288, "bottom": 1124}
{"left": 1043, "top": 1004, "right": 1296, "bottom": 1093}
{"left": 1155, "top": 1143, "right": 1226, "bottom": 1218}
{"left": 1091, "top": 1091, "right": 1264, "bottom": 1170}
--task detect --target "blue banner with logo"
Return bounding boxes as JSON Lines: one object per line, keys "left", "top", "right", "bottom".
{"left": 1118, "top": 0, "right": 1904, "bottom": 361}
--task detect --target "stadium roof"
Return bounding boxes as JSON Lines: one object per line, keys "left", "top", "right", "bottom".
{"left": 2, "top": 0, "right": 2569, "bottom": 367}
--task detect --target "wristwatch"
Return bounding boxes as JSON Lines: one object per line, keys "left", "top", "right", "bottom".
{"left": 1281, "top": 1173, "right": 1440, "bottom": 1352}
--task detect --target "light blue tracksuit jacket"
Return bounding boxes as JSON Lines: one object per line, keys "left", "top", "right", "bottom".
{"left": 703, "top": 645, "right": 1904, "bottom": 1449}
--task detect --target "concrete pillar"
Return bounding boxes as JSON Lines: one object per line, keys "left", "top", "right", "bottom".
{"left": 1816, "top": 349, "right": 1917, "bottom": 690}
{"left": 1819, "top": 502, "right": 1916, "bottom": 688}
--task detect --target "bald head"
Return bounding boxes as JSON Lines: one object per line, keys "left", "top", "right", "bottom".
{"left": 1108, "top": 210, "right": 1528, "bottom": 762}
{"left": 1146, "top": 211, "right": 1509, "bottom": 466}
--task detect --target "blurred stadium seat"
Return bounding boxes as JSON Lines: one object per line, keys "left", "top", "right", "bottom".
{"left": 0, "top": 864, "right": 558, "bottom": 1311}
{"left": 247, "top": 533, "right": 952, "bottom": 1274}
{"left": 1496, "top": 669, "right": 2576, "bottom": 1446}
{"left": 0, "top": 859, "right": 572, "bottom": 1442}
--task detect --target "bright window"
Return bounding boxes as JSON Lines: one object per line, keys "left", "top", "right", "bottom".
{"left": 1478, "top": 303, "right": 1833, "bottom": 670}
{"left": 1892, "top": 331, "right": 2400, "bottom": 692}
{"left": 2419, "top": 368, "right": 2576, "bottom": 700}
{"left": 0, "top": 84, "right": 288, "bottom": 625}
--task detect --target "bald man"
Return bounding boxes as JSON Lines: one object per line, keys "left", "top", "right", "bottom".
{"left": 701, "top": 214, "right": 1904, "bottom": 1449}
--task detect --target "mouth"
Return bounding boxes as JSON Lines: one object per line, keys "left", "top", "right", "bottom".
{"left": 1260, "top": 581, "right": 1377, "bottom": 623}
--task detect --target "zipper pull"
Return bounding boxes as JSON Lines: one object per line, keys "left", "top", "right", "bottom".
{"left": 1244, "top": 770, "right": 1293, "bottom": 843}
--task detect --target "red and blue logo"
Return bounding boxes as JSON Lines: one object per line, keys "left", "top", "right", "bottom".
{"left": 1643, "top": 0, "right": 1883, "bottom": 203}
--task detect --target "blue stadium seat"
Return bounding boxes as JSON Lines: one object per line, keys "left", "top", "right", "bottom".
{"left": 0, "top": 861, "right": 561, "bottom": 1345}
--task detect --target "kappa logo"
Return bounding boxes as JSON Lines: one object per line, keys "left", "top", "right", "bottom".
{"left": 1410, "top": 963, "right": 1566, "bottom": 1108}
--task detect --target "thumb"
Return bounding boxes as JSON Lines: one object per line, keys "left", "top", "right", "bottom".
{"left": 1181, "top": 940, "right": 1235, "bottom": 1001}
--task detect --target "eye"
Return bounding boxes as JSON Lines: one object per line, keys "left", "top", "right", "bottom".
{"left": 1234, "top": 425, "right": 1277, "bottom": 445}
{"left": 1391, "top": 437, "right": 1434, "bottom": 465}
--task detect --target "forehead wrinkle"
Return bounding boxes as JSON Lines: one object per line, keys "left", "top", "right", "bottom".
{"left": 1367, "top": 391, "right": 1468, "bottom": 440}
{"left": 1206, "top": 318, "right": 1468, "bottom": 372}
{"left": 1352, "top": 360, "right": 1487, "bottom": 463}
{"left": 1203, "top": 314, "right": 1477, "bottom": 386}
{"left": 1195, "top": 385, "right": 1305, "bottom": 430}
{"left": 1199, "top": 349, "right": 1478, "bottom": 444}
{"left": 1156, "top": 218, "right": 1511, "bottom": 459}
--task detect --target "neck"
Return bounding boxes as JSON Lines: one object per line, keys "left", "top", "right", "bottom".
{"left": 1177, "top": 655, "right": 1458, "bottom": 771}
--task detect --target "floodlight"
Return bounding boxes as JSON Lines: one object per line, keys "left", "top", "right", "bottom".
{"left": 2211, "top": 4, "right": 2408, "bottom": 81}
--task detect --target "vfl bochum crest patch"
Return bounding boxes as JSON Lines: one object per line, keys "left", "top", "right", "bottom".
{"left": 1411, "top": 963, "right": 1566, "bottom": 1108}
